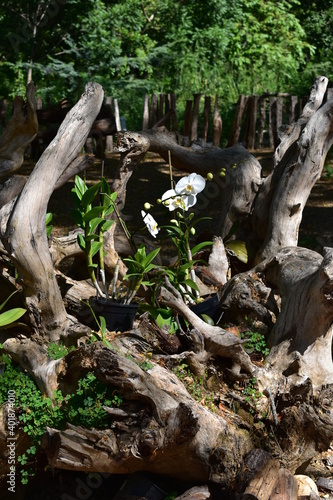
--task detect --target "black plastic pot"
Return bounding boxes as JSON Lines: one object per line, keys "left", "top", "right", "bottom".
{"left": 93, "top": 298, "right": 139, "bottom": 332}
{"left": 190, "top": 293, "right": 220, "bottom": 323}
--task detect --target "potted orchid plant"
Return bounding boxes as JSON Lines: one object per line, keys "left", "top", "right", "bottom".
{"left": 141, "top": 170, "right": 219, "bottom": 326}
{"left": 71, "top": 175, "right": 160, "bottom": 332}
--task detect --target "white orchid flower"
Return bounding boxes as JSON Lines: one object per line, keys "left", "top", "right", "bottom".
{"left": 141, "top": 210, "right": 159, "bottom": 238}
{"left": 175, "top": 173, "right": 206, "bottom": 197}
{"left": 161, "top": 188, "right": 196, "bottom": 211}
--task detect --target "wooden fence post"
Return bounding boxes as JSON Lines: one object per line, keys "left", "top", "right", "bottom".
{"left": 170, "top": 93, "right": 178, "bottom": 131}
{"left": 247, "top": 94, "right": 259, "bottom": 150}
{"left": 104, "top": 96, "right": 113, "bottom": 152}
{"left": 36, "top": 97, "right": 43, "bottom": 110}
{"left": 113, "top": 98, "right": 121, "bottom": 132}
{"left": 242, "top": 97, "right": 252, "bottom": 148}
{"left": 158, "top": 94, "right": 164, "bottom": 121}
{"left": 183, "top": 100, "right": 192, "bottom": 137}
{"left": 142, "top": 94, "right": 149, "bottom": 130}
{"left": 190, "top": 93, "right": 201, "bottom": 141}
{"left": 165, "top": 93, "right": 171, "bottom": 130}
{"left": 289, "top": 95, "right": 298, "bottom": 124}
{"left": 202, "top": 96, "right": 211, "bottom": 142}
{"left": 227, "top": 94, "right": 248, "bottom": 147}
{"left": 0, "top": 99, "right": 7, "bottom": 129}
{"left": 268, "top": 96, "right": 276, "bottom": 149}
{"left": 213, "top": 96, "right": 222, "bottom": 147}
{"left": 257, "top": 95, "right": 266, "bottom": 149}
{"left": 149, "top": 94, "right": 158, "bottom": 128}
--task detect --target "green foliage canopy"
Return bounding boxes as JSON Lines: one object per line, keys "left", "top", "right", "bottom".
{"left": 0, "top": 0, "right": 330, "bottom": 128}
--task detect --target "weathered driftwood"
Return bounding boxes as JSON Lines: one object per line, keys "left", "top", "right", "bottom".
{"left": 241, "top": 458, "right": 280, "bottom": 499}
{"left": 254, "top": 76, "right": 333, "bottom": 262}
{"left": 41, "top": 342, "right": 253, "bottom": 485}
{"left": 159, "top": 279, "right": 254, "bottom": 378}
{"left": 219, "top": 245, "right": 333, "bottom": 473}
{"left": 0, "top": 82, "right": 104, "bottom": 342}
{"left": 221, "top": 246, "right": 333, "bottom": 392}
{"left": 114, "top": 129, "right": 262, "bottom": 239}
{"left": 115, "top": 76, "right": 333, "bottom": 263}
{"left": 269, "top": 468, "right": 298, "bottom": 500}
{"left": 2, "top": 337, "right": 64, "bottom": 399}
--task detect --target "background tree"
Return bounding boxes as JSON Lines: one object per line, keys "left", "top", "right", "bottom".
{"left": 0, "top": 0, "right": 331, "bottom": 132}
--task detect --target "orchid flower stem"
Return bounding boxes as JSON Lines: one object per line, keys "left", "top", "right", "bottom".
{"left": 168, "top": 150, "right": 174, "bottom": 189}
{"left": 108, "top": 195, "right": 136, "bottom": 253}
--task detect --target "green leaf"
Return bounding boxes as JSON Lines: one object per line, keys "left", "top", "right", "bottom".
{"left": 99, "top": 316, "right": 106, "bottom": 335}
{"left": 90, "top": 241, "right": 103, "bottom": 257}
{"left": 81, "top": 182, "right": 102, "bottom": 208}
{"left": 71, "top": 209, "right": 84, "bottom": 227}
{"left": 77, "top": 233, "right": 86, "bottom": 250}
{"left": 89, "top": 217, "right": 105, "bottom": 234}
{"left": 84, "top": 206, "right": 105, "bottom": 222}
{"left": 101, "top": 177, "right": 111, "bottom": 197}
{"left": 201, "top": 314, "right": 214, "bottom": 326}
{"left": 191, "top": 240, "right": 213, "bottom": 256}
{"left": 46, "top": 225, "right": 53, "bottom": 238}
{"left": 226, "top": 240, "right": 255, "bottom": 264}
{"left": 45, "top": 212, "right": 53, "bottom": 225}
{"left": 0, "top": 308, "right": 26, "bottom": 327}
{"left": 182, "top": 279, "right": 199, "bottom": 292}
{"left": 101, "top": 220, "right": 114, "bottom": 232}
{"left": 141, "top": 247, "right": 161, "bottom": 268}
{"left": 0, "top": 290, "right": 19, "bottom": 312}
{"left": 178, "top": 261, "right": 196, "bottom": 273}
{"left": 74, "top": 176, "right": 87, "bottom": 199}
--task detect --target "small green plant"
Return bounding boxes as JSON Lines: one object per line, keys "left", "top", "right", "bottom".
{"left": 47, "top": 342, "right": 75, "bottom": 360}
{"left": 71, "top": 175, "right": 116, "bottom": 298}
{"left": 241, "top": 330, "right": 270, "bottom": 357}
{"left": 84, "top": 299, "right": 113, "bottom": 349}
{"left": 172, "top": 363, "right": 216, "bottom": 411}
{"left": 45, "top": 212, "right": 53, "bottom": 238}
{"left": 243, "top": 377, "right": 262, "bottom": 414}
{"left": 72, "top": 175, "right": 160, "bottom": 304}
{"left": 0, "top": 355, "right": 122, "bottom": 484}
{"left": 139, "top": 360, "right": 154, "bottom": 371}
{"left": 0, "top": 290, "right": 26, "bottom": 329}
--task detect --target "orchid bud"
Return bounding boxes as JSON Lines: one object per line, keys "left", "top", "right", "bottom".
{"left": 190, "top": 227, "right": 196, "bottom": 235}
{"left": 163, "top": 200, "right": 170, "bottom": 206}
{"left": 157, "top": 198, "right": 162, "bottom": 204}
{"left": 219, "top": 170, "right": 226, "bottom": 178}
{"left": 207, "top": 172, "right": 214, "bottom": 181}
{"left": 144, "top": 202, "right": 152, "bottom": 210}
{"left": 170, "top": 219, "right": 178, "bottom": 226}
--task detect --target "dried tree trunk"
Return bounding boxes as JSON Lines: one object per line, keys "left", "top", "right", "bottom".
{"left": 221, "top": 246, "right": 333, "bottom": 392}
{"left": 253, "top": 76, "right": 333, "bottom": 261}
{"left": 114, "top": 129, "right": 262, "bottom": 238}
{"left": 40, "top": 342, "right": 253, "bottom": 485}
{"left": 114, "top": 77, "right": 333, "bottom": 263}
{"left": 0, "top": 83, "right": 104, "bottom": 342}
